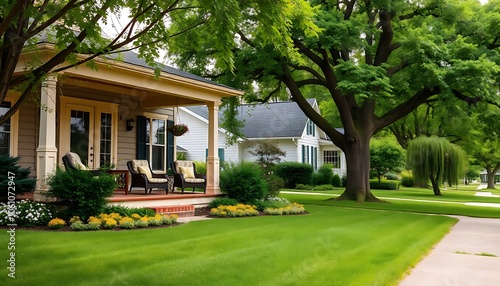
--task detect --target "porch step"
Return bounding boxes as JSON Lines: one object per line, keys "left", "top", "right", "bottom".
{"left": 147, "top": 205, "right": 195, "bottom": 217}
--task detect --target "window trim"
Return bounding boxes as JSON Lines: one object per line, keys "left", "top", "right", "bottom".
{"left": 1, "top": 96, "right": 19, "bottom": 156}
{"left": 323, "top": 149, "right": 341, "bottom": 169}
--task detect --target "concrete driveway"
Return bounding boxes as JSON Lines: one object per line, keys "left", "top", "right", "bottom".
{"left": 399, "top": 216, "right": 500, "bottom": 286}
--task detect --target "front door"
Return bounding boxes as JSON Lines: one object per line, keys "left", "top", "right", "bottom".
{"left": 69, "top": 107, "right": 94, "bottom": 167}
{"left": 59, "top": 97, "right": 118, "bottom": 169}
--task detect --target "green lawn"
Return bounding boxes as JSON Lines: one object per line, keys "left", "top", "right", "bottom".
{"left": 1, "top": 206, "right": 456, "bottom": 286}
{"left": 281, "top": 185, "right": 500, "bottom": 218}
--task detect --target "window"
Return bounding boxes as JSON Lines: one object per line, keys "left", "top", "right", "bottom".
{"left": 205, "top": 148, "right": 225, "bottom": 163}
{"left": 323, "top": 150, "right": 340, "bottom": 168}
{"left": 146, "top": 117, "right": 166, "bottom": 171}
{"left": 306, "top": 120, "right": 315, "bottom": 136}
{"left": 99, "top": 113, "right": 112, "bottom": 166}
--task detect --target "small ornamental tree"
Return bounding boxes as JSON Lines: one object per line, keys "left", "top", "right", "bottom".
{"left": 248, "top": 141, "right": 286, "bottom": 175}
{"left": 407, "top": 136, "right": 467, "bottom": 195}
{"left": 370, "top": 139, "right": 406, "bottom": 183}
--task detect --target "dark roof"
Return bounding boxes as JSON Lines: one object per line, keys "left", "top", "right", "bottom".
{"left": 116, "top": 52, "right": 235, "bottom": 89}
{"left": 186, "top": 99, "right": 323, "bottom": 138}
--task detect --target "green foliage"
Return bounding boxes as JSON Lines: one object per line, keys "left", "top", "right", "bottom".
{"left": 311, "top": 172, "right": 324, "bottom": 186}
{"left": 220, "top": 162, "right": 268, "bottom": 203}
{"left": 295, "top": 184, "right": 334, "bottom": 191}
{"left": 0, "top": 155, "right": 36, "bottom": 196}
{"left": 407, "top": 136, "right": 467, "bottom": 192}
{"left": 193, "top": 161, "right": 207, "bottom": 175}
{"left": 46, "top": 168, "right": 117, "bottom": 220}
{"left": 248, "top": 141, "right": 287, "bottom": 174}
{"left": 370, "top": 139, "right": 406, "bottom": 183}
{"left": 101, "top": 205, "right": 156, "bottom": 217}
{"left": 317, "top": 164, "right": 334, "bottom": 185}
{"left": 369, "top": 180, "right": 400, "bottom": 190}
{"left": 385, "top": 172, "right": 399, "bottom": 180}
{"left": 331, "top": 174, "right": 341, "bottom": 187}
{"left": 401, "top": 175, "right": 415, "bottom": 187}
{"left": 266, "top": 174, "right": 285, "bottom": 197}
{"left": 275, "top": 162, "right": 314, "bottom": 188}
{"left": 208, "top": 197, "right": 239, "bottom": 209}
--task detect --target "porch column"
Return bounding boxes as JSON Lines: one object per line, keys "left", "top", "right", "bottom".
{"left": 34, "top": 75, "right": 58, "bottom": 201}
{"left": 206, "top": 101, "right": 221, "bottom": 195}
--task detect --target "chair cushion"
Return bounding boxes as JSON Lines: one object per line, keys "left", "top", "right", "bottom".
{"left": 131, "top": 160, "right": 149, "bottom": 173}
{"left": 179, "top": 166, "right": 195, "bottom": 178}
{"left": 185, "top": 178, "right": 205, "bottom": 183}
{"left": 66, "top": 152, "right": 87, "bottom": 170}
{"left": 137, "top": 166, "right": 152, "bottom": 180}
{"left": 175, "top": 160, "right": 193, "bottom": 173}
{"left": 148, "top": 178, "right": 168, "bottom": 183}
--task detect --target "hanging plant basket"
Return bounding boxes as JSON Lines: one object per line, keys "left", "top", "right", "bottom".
{"left": 168, "top": 123, "right": 189, "bottom": 136}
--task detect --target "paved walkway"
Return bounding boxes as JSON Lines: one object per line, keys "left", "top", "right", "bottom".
{"left": 399, "top": 216, "right": 500, "bottom": 286}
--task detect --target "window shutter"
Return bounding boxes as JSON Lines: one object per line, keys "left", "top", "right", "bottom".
{"left": 167, "top": 120, "right": 174, "bottom": 170}
{"left": 136, "top": 115, "right": 147, "bottom": 159}
{"left": 218, "top": 148, "right": 225, "bottom": 163}
{"left": 302, "top": 145, "right": 305, "bottom": 163}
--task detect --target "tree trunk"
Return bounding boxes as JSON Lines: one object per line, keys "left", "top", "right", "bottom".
{"left": 337, "top": 135, "right": 381, "bottom": 202}
{"left": 429, "top": 176, "right": 442, "bottom": 195}
{"left": 486, "top": 163, "right": 499, "bottom": 189}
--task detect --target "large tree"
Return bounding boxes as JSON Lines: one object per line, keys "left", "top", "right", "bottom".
{"left": 0, "top": 0, "right": 284, "bottom": 125}
{"left": 168, "top": 0, "right": 500, "bottom": 202}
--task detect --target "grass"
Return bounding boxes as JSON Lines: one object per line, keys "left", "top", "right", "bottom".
{"left": 0, "top": 205, "right": 456, "bottom": 286}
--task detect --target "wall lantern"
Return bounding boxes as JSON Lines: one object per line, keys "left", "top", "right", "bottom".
{"left": 126, "top": 118, "right": 135, "bottom": 131}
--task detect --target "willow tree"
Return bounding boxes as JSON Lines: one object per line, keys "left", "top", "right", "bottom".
{"left": 407, "top": 136, "right": 467, "bottom": 195}
{"left": 167, "top": 0, "right": 500, "bottom": 202}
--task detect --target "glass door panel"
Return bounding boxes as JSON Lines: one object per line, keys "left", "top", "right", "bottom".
{"left": 69, "top": 108, "right": 94, "bottom": 168}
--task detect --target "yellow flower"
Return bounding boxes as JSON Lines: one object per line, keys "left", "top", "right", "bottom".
{"left": 48, "top": 218, "right": 66, "bottom": 228}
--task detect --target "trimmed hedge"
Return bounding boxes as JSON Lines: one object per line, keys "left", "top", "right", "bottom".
{"left": 369, "top": 179, "right": 400, "bottom": 190}
{"left": 220, "top": 162, "right": 268, "bottom": 203}
{"left": 275, "top": 162, "right": 313, "bottom": 188}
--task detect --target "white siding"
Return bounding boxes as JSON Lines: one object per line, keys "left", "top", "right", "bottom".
{"left": 176, "top": 109, "right": 239, "bottom": 163}
{"left": 240, "top": 139, "right": 297, "bottom": 163}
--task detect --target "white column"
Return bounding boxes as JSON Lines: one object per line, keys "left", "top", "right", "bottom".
{"left": 34, "top": 75, "right": 58, "bottom": 201}
{"left": 206, "top": 101, "right": 221, "bottom": 194}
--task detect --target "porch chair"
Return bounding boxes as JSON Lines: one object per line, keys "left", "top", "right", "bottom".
{"left": 127, "top": 160, "right": 171, "bottom": 194}
{"left": 62, "top": 152, "right": 101, "bottom": 175}
{"left": 171, "top": 160, "right": 206, "bottom": 194}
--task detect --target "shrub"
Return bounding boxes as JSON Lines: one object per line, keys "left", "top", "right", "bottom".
{"left": 264, "top": 203, "right": 306, "bottom": 215}
{"left": 317, "top": 164, "right": 334, "bottom": 185}
{"left": 148, "top": 215, "right": 163, "bottom": 226}
{"left": 102, "top": 205, "right": 156, "bottom": 217}
{"left": 46, "top": 167, "right": 117, "bottom": 220}
{"left": 0, "top": 200, "right": 54, "bottom": 227}
{"left": 369, "top": 180, "right": 400, "bottom": 190}
{"left": 275, "top": 162, "right": 313, "bottom": 188}
{"left": 311, "top": 172, "right": 323, "bottom": 186}
{"left": 401, "top": 175, "right": 415, "bottom": 187}
{"left": 47, "top": 218, "right": 66, "bottom": 229}
{"left": 266, "top": 174, "right": 284, "bottom": 197}
{"left": 86, "top": 221, "right": 101, "bottom": 231}
{"left": 70, "top": 221, "right": 86, "bottom": 231}
{"left": 135, "top": 217, "right": 149, "bottom": 228}
{"left": 193, "top": 161, "right": 206, "bottom": 174}
{"left": 341, "top": 175, "right": 347, "bottom": 187}
{"left": 119, "top": 217, "right": 135, "bottom": 229}
{"left": 295, "top": 184, "right": 314, "bottom": 190}
{"left": 220, "top": 162, "right": 268, "bottom": 203}
{"left": 208, "top": 197, "right": 239, "bottom": 209}
{"left": 102, "top": 218, "right": 118, "bottom": 229}
{"left": 0, "top": 155, "right": 36, "bottom": 196}
{"left": 210, "top": 204, "right": 259, "bottom": 217}
{"left": 331, "top": 174, "right": 341, "bottom": 187}
{"left": 385, "top": 172, "right": 399, "bottom": 180}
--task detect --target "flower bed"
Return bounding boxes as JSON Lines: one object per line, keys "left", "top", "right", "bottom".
{"left": 52, "top": 213, "right": 179, "bottom": 231}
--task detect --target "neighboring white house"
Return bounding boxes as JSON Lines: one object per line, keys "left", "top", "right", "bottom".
{"left": 176, "top": 99, "right": 347, "bottom": 176}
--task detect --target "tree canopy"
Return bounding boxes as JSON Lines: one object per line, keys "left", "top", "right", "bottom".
{"left": 168, "top": 0, "right": 500, "bottom": 202}
{"left": 370, "top": 138, "right": 405, "bottom": 183}
{"left": 407, "top": 136, "right": 467, "bottom": 195}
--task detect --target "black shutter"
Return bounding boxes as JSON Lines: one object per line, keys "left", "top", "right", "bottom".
{"left": 167, "top": 120, "right": 174, "bottom": 171}
{"left": 136, "top": 115, "right": 147, "bottom": 159}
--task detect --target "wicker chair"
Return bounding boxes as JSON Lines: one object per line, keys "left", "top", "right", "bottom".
{"left": 62, "top": 152, "right": 101, "bottom": 175}
{"left": 171, "top": 161, "right": 206, "bottom": 193}
{"left": 127, "top": 160, "right": 171, "bottom": 194}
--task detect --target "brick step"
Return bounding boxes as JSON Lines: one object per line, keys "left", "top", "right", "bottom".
{"left": 147, "top": 205, "right": 195, "bottom": 217}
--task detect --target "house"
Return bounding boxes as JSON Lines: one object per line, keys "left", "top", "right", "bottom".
{"left": 480, "top": 170, "right": 500, "bottom": 183}
{"left": 6, "top": 43, "right": 243, "bottom": 203}
{"left": 176, "top": 99, "right": 347, "bottom": 176}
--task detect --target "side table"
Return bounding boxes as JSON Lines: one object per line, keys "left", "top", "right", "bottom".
{"left": 107, "top": 169, "right": 130, "bottom": 195}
